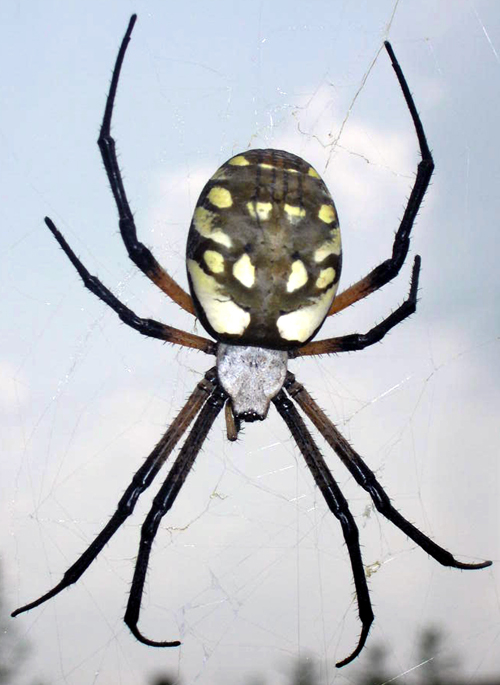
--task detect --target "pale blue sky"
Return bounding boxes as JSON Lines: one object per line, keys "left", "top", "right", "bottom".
{"left": 2, "top": 1, "right": 499, "bottom": 684}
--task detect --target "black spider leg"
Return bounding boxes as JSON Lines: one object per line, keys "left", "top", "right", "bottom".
{"left": 97, "top": 14, "right": 194, "bottom": 315}
{"left": 12, "top": 369, "right": 217, "bottom": 618}
{"left": 292, "top": 255, "right": 420, "bottom": 358}
{"left": 325, "top": 40, "right": 434, "bottom": 322}
{"left": 272, "top": 390, "right": 373, "bottom": 669}
{"left": 124, "top": 380, "right": 227, "bottom": 646}
{"left": 44, "top": 217, "right": 215, "bottom": 354}
{"left": 285, "top": 372, "right": 493, "bottom": 572}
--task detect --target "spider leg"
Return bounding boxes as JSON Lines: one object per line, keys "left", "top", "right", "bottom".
{"left": 292, "top": 255, "right": 419, "bottom": 358}
{"left": 327, "top": 41, "right": 434, "bottom": 319}
{"left": 11, "top": 369, "right": 217, "bottom": 619}
{"left": 98, "top": 15, "right": 195, "bottom": 315}
{"left": 273, "top": 390, "right": 374, "bottom": 669}
{"left": 124, "top": 380, "right": 227, "bottom": 646}
{"left": 285, "top": 372, "right": 492, "bottom": 571}
{"left": 44, "top": 217, "right": 215, "bottom": 354}
{"left": 224, "top": 401, "right": 241, "bottom": 441}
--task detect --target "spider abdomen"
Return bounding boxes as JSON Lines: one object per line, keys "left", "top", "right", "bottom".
{"left": 186, "top": 149, "right": 342, "bottom": 349}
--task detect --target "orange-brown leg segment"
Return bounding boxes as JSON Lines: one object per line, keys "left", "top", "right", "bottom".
{"left": 98, "top": 14, "right": 195, "bottom": 315}
{"left": 45, "top": 217, "right": 215, "bottom": 354}
{"left": 293, "top": 255, "right": 419, "bottom": 358}
{"left": 327, "top": 41, "right": 434, "bottom": 319}
{"left": 224, "top": 401, "right": 240, "bottom": 441}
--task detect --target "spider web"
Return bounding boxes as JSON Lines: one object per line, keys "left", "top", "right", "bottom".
{"left": 2, "top": 1, "right": 500, "bottom": 684}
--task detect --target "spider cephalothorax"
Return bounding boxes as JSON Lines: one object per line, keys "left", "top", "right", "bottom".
{"left": 13, "top": 15, "right": 491, "bottom": 669}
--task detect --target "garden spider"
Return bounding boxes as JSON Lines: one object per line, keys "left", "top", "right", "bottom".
{"left": 12, "top": 15, "right": 491, "bottom": 668}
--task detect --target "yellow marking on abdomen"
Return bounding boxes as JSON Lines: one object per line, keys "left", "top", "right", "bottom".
{"left": 203, "top": 250, "right": 225, "bottom": 274}
{"left": 318, "top": 204, "right": 337, "bottom": 224}
{"left": 187, "top": 260, "right": 250, "bottom": 335}
{"left": 316, "top": 267, "right": 336, "bottom": 289}
{"left": 314, "top": 229, "right": 341, "bottom": 263}
{"left": 229, "top": 155, "right": 250, "bottom": 166}
{"left": 208, "top": 186, "right": 233, "bottom": 209}
{"left": 247, "top": 201, "right": 273, "bottom": 221}
{"left": 277, "top": 286, "right": 338, "bottom": 342}
{"left": 233, "top": 253, "right": 255, "bottom": 288}
{"left": 308, "top": 167, "right": 320, "bottom": 178}
{"left": 284, "top": 204, "right": 306, "bottom": 223}
{"left": 286, "top": 260, "right": 308, "bottom": 292}
{"left": 193, "top": 207, "right": 232, "bottom": 248}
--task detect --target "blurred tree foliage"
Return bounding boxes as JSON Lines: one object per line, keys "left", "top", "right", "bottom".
{"left": 149, "top": 625, "right": 499, "bottom": 685}
{"left": 0, "top": 562, "right": 45, "bottom": 685}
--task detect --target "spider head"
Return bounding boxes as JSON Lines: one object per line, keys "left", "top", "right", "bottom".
{"left": 216, "top": 344, "right": 288, "bottom": 421}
